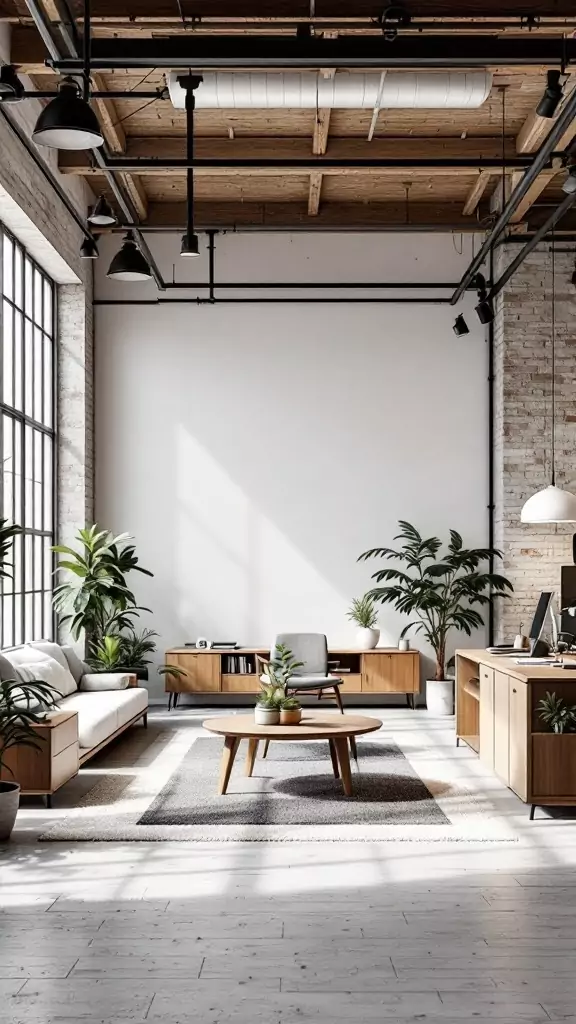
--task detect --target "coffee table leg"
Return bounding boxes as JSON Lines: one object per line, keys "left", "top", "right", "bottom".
{"left": 328, "top": 739, "right": 340, "bottom": 779}
{"left": 245, "top": 737, "right": 259, "bottom": 777}
{"left": 334, "top": 737, "right": 353, "bottom": 796}
{"left": 218, "top": 735, "right": 240, "bottom": 795}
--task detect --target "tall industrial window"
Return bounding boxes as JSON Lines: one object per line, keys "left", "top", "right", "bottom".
{"left": 0, "top": 227, "right": 56, "bottom": 646}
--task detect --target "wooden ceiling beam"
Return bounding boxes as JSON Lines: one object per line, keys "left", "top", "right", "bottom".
{"left": 90, "top": 72, "right": 126, "bottom": 154}
{"left": 119, "top": 172, "right": 148, "bottom": 219}
{"left": 143, "top": 199, "right": 486, "bottom": 231}
{"left": 517, "top": 75, "right": 576, "bottom": 153}
{"left": 509, "top": 166, "right": 560, "bottom": 222}
{"left": 462, "top": 170, "right": 494, "bottom": 215}
{"left": 60, "top": 161, "right": 534, "bottom": 178}
{"left": 307, "top": 171, "right": 323, "bottom": 215}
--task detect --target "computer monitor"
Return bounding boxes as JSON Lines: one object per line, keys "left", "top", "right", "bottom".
{"left": 529, "top": 591, "right": 554, "bottom": 641}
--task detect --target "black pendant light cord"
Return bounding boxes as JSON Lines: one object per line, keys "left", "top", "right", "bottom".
{"left": 551, "top": 227, "right": 556, "bottom": 487}
{"left": 83, "top": 0, "right": 90, "bottom": 102}
{"left": 186, "top": 83, "right": 194, "bottom": 241}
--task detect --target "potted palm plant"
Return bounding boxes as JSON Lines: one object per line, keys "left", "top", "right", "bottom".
{"left": 0, "top": 679, "right": 59, "bottom": 839}
{"left": 359, "top": 521, "right": 513, "bottom": 715}
{"left": 347, "top": 594, "right": 380, "bottom": 649}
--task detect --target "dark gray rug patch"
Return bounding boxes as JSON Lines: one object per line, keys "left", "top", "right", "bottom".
{"left": 137, "top": 738, "right": 449, "bottom": 827}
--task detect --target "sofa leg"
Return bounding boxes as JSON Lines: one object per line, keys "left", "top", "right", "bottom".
{"left": 143, "top": 713, "right": 148, "bottom": 729}
{"left": 44, "top": 794, "right": 52, "bottom": 809}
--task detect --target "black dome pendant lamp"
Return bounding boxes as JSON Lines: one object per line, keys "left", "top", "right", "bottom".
{"left": 107, "top": 232, "right": 152, "bottom": 282}
{"left": 179, "top": 75, "right": 203, "bottom": 257}
{"left": 32, "top": 0, "right": 103, "bottom": 150}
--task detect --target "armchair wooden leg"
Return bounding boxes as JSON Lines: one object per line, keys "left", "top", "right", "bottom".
{"left": 333, "top": 686, "right": 344, "bottom": 712}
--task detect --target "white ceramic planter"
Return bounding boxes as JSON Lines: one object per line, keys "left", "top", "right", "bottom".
{"left": 426, "top": 680, "right": 454, "bottom": 716}
{"left": 254, "top": 706, "right": 280, "bottom": 726}
{"left": 398, "top": 638, "right": 410, "bottom": 652}
{"left": 356, "top": 627, "right": 380, "bottom": 650}
{"left": 0, "top": 782, "right": 20, "bottom": 841}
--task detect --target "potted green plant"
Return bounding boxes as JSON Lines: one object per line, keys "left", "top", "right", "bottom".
{"left": 255, "top": 683, "right": 283, "bottom": 725}
{"left": 279, "top": 695, "right": 302, "bottom": 726}
{"left": 537, "top": 691, "right": 576, "bottom": 734}
{"left": 359, "top": 521, "right": 513, "bottom": 716}
{"left": 0, "top": 679, "right": 59, "bottom": 839}
{"left": 347, "top": 594, "right": 380, "bottom": 650}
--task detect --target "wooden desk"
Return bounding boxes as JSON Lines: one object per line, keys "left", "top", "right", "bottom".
{"left": 456, "top": 650, "right": 576, "bottom": 816}
{"left": 164, "top": 647, "right": 420, "bottom": 706}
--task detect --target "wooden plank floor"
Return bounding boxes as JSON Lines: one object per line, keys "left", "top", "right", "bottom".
{"left": 1, "top": 708, "right": 576, "bottom": 1023}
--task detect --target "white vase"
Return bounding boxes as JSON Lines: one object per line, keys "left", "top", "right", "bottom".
{"left": 426, "top": 680, "right": 454, "bottom": 716}
{"left": 254, "top": 706, "right": 280, "bottom": 726}
{"left": 0, "top": 782, "right": 20, "bottom": 840}
{"left": 398, "top": 638, "right": 410, "bottom": 652}
{"left": 356, "top": 627, "right": 380, "bottom": 650}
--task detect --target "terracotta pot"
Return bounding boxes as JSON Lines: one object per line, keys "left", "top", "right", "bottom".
{"left": 280, "top": 708, "right": 302, "bottom": 726}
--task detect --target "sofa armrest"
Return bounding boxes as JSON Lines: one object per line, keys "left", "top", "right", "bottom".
{"left": 79, "top": 672, "right": 136, "bottom": 692}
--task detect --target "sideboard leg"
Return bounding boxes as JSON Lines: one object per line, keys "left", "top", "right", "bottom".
{"left": 529, "top": 804, "right": 536, "bottom": 821}
{"left": 456, "top": 736, "right": 461, "bottom": 747}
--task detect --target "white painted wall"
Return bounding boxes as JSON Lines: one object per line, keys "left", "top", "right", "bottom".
{"left": 95, "top": 232, "right": 488, "bottom": 697}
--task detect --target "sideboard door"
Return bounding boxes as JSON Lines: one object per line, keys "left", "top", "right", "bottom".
{"left": 493, "top": 671, "right": 510, "bottom": 785}
{"left": 166, "top": 653, "right": 220, "bottom": 692}
{"left": 479, "top": 665, "right": 495, "bottom": 771}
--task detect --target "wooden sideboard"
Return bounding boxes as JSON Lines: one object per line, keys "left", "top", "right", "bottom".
{"left": 456, "top": 649, "right": 576, "bottom": 816}
{"left": 164, "top": 647, "right": 420, "bottom": 707}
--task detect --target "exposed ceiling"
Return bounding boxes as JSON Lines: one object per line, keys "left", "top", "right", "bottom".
{"left": 4, "top": 1, "right": 576, "bottom": 233}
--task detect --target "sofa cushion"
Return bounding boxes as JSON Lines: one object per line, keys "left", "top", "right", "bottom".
{"left": 0, "top": 652, "right": 23, "bottom": 683}
{"left": 59, "top": 687, "right": 148, "bottom": 752}
{"left": 60, "top": 645, "right": 89, "bottom": 685}
{"left": 80, "top": 673, "right": 131, "bottom": 692}
{"left": 2, "top": 645, "right": 77, "bottom": 699}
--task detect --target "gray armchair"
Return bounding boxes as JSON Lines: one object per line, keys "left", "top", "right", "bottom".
{"left": 261, "top": 633, "right": 357, "bottom": 760}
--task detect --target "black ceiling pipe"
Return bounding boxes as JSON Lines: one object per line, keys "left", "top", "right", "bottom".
{"left": 49, "top": 34, "right": 576, "bottom": 72}
{"left": 488, "top": 192, "right": 576, "bottom": 301}
{"left": 100, "top": 156, "right": 537, "bottom": 170}
{"left": 451, "top": 82, "right": 576, "bottom": 306}
{"left": 179, "top": 74, "right": 203, "bottom": 257}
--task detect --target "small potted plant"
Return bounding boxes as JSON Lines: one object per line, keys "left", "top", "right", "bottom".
{"left": 359, "top": 521, "right": 513, "bottom": 716}
{"left": 347, "top": 594, "right": 380, "bottom": 650}
{"left": 254, "top": 683, "right": 283, "bottom": 725}
{"left": 279, "top": 696, "right": 302, "bottom": 726}
{"left": 537, "top": 691, "right": 576, "bottom": 734}
{"left": 0, "top": 679, "right": 59, "bottom": 840}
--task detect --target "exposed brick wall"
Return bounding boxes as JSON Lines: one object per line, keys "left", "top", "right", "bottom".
{"left": 494, "top": 244, "right": 576, "bottom": 640}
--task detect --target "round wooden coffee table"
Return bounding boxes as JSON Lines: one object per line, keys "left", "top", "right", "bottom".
{"left": 203, "top": 713, "right": 382, "bottom": 796}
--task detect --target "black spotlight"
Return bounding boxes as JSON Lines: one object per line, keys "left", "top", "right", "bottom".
{"left": 32, "top": 76, "right": 104, "bottom": 150}
{"left": 562, "top": 166, "right": 576, "bottom": 195}
{"left": 88, "top": 195, "right": 117, "bottom": 227}
{"left": 475, "top": 297, "right": 495, "bottom": 325}
{"left": 0, "top": 64, "right": 24, "bottom": 102}
{"left": 536, "top": 70, "right": 564, "bottom": 119}
{"left": 107, "top": 232, "right": 152, "bottom": 282}
{"left": 453, "top": 314, "right": 470, "bottom": 337}
{"left": 80, "top": 238, "right": 99, "bottom": 259}
{"left": 180, "top": 232, "right": 200, "bottom": 257}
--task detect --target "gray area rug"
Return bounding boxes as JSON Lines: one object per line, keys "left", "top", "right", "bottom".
{"left": 137, "top": 739, "right": 449, "bottom": 826}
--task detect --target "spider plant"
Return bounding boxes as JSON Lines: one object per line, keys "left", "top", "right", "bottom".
{"left": 347, "top": 594, "right": 378, "bottom": 629}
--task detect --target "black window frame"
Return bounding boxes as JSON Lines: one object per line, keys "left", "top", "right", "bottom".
{"left": 0, "top": 223, "right": 57, "bottom": 647}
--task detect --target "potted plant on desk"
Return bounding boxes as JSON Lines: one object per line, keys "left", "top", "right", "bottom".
{"left": 347, "top": 594, "right": 380, "bottom": 650}
{"left": 359, "top": 521, "right": 513, "bottom": 716}
{"left": 0, "top": 679, "right": 59, "bottom": 840}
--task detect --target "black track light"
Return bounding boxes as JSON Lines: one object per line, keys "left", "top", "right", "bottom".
{"left": 453, "top": 314, "right": 470, "bottom": 337}
{"left": 107, "top": 232, "right": 152, "bottom": 282}
{"left": 88, "top": 195, "right": 117, "bottom": 227}
{"left": 562, "top": 166, "right": 576, "bottom": 196}
{"left": 32, "top": 76, "right": 104, "bottom": 150}
{"left": 180, "top": 232, "right": 200, "bottom": 257}
{"left": 0, "top": 64, "right": 24, "bottom": 102}
{"left": 536, "top": 70, "right": 564, "bottom": 119}
{"left": 80, "top": 238, "right": 99, "bottom": 259}
{"left": 475, "top": 297, "right": 495, "bottom": 325}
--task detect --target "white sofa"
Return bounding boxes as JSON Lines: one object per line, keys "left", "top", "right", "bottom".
{"left": 0, "top": 640, "right": 148, "bottom": 763}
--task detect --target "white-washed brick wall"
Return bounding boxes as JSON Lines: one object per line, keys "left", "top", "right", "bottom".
{"left": 0, "top": 102, "right": 94, "bottom": 548}
{"left": 494, "top": 244, "right": 576, "bottom": 640}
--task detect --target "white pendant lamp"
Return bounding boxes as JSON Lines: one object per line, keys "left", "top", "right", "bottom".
{"left": 521, "top": 238, "right": 576, "bottom": 524}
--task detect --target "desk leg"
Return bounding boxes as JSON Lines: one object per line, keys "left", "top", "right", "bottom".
{"left": 245, "top": 738, "right": 259, "bottom": 777}
{"left": 328, "top": 739, "right": 340, "bottom": 779}
{"left": 218, "top": 735, "right": 240, "bottom": 795}
{"left": 334, "top": 737, "right": 353, "bottom": 796}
